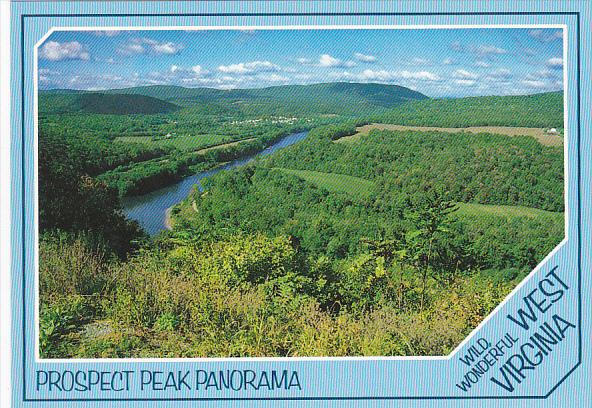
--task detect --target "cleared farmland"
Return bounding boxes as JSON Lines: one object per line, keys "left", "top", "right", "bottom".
{"left": 335, "top": 124, "right": 563, "bottom": 146}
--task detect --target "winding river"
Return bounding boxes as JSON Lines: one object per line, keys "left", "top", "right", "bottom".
{"left": 121, "top": 130, "right": 310, "bottom": 235}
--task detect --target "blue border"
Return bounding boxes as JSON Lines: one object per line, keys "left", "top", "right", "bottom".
{"left": 18, "top": 11, "right": 582, "bottom": 403}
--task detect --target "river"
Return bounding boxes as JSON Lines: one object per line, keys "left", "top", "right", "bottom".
{"left": 121, "top": 130, "right": 310, "bottom": 235}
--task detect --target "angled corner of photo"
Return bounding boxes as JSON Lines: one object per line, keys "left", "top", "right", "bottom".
{"left": 36, "top": 27, "right": 564, "bottom": 359}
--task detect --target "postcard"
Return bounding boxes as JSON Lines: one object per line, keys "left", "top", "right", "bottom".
{"left": 6, "top": 0, "right": 591, "bottom": 406}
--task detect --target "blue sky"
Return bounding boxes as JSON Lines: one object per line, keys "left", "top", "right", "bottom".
{"left": 38, "top": 28, "right": 564, "bottom": 97}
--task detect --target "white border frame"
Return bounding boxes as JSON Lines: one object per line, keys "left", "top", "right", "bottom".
{"left": 32, "top": 24, "right": 569, "bottom": 363}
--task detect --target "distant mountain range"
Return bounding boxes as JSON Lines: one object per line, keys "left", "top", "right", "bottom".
{"left": 39, "top": 82, "right": 429, "bottom": 115}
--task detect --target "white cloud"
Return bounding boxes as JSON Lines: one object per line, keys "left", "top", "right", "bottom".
{"left": 117, "top": 42, "right": 145, "bottom": 55}
{"left": 454, "top": 79, "right": 477, "bottom": 86}
{"left": 168, "top": 64, "right": 210, "bottom": 79}
{"left": 522, "top": 79, "right": 547, "bottom": 89}
{"left": 442, "top": 58, "right": 456, "bottom": 65}
{"left": 528, "top": 29, "right": 563, "bottom": 42}
{"left": 141, "top": 38, "right": 184, "bottom": 54}
{"left": 395, "top": 70, "right": 440, "bottom": 81}
{"left": 39, "top": 41, "right": 90, "bottom": 61}
{"left": 218, "top": 64, "right": 247, "bottom": 74}
{"left": 191, "top": 65, "right": 208, "bottom": 76}
{"left": 474, "top": 60, "right": 490, "bottom": 68}
{"left": 319, "top": 54, "right": 356, "bottom": 68}
{"left": 218, "top": 60, "right": 281, "bottom": 74}
{"left": 334, "top": 69, "right": 440, "bottom": 82}
{"left": 298, "top": 54, "right": 357, "bottom": 67}
{"left": 118, "top": 38, "right": 184, "bottom": 56}
{"left": 319, "top": 54, "right": 341, "bottom": 67}
{"left": 547, "top": 57, "right": 563, "bottom": 69}
{"left": 354, "top": 53, "right": 377, "bottom": 63}
{"left": 453, "top": 69, "right": 478, "bottom": 80}
{"left": 261, "top": 74, "right": 289, "bottom": 82}
{"left": 153, "top": 42, "right": 182, "bottom": 54}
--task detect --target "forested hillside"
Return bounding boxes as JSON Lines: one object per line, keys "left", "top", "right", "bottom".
{"left": 39, "top": 92, "right": 180, "bottom": 115}
{"left": 266, "top": 124, "right": 564, "bottom": 212}
{"left": 41, "top": 82, "right": 427, "bottom": 116}
{"left": 374, "top": 91, "right": 563, "bottom": 128}
{"left": 106, "top": 82, "right": 428, "bottom": 110}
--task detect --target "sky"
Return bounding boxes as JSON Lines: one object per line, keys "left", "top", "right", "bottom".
{"left": 38, "top": 28, "right": 564, "bottom": 97}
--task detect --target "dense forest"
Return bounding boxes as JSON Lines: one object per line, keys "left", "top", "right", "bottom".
{"left": 39, "top": 92, "right": 180, "bottom": 115}
{"left": 38, "top": 85, "right": 564, "bottom": 358}
{"left": 373, "top": 91, "right": 564, "bottom": 128}
{"left": 39, "top": 108, "right": 316, "bottom": 196}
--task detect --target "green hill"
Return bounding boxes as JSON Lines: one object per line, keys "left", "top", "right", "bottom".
{"left": 69, "top": 82, "right": 428, "bottom": 116}
{"left": 39, "top": 92, "right": 180, "bottom": 115}
{"left": 104, "top": 85, "right": 226, "bottom": 101}
{"left": 106, "top": 82, "right": 426, "bottom": 105}
{"left": 234, "top": 82, "right": 427, "bottom": 108}
{"left": 374, "top": 91, "right": 563, "bottom": 128}
{"left": 40, "top": 82, "right": 426, "bottom": 116}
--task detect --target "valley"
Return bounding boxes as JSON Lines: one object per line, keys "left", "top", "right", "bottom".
{"left": 37, "top": 83, "right": 564, "bottom": 358}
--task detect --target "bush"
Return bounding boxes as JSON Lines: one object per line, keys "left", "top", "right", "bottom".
{"left": 39, "top": 231, "right": 114, "bottom": 302}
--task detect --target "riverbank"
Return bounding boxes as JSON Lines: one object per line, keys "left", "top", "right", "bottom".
{"left": 121, "top": 130, "right": 311, "bottom": 235}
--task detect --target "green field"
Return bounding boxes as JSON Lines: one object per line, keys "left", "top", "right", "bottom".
{"left": 114, "top": 134, "right": 242, "bottom": 151}
{"left": 455, "top": 202, "right": 564, "bottom": 220}
{"left": 272, "top": 167, "right": 376, "bottom": 199}
{"left": 272, "top": 168, "right": 563, "bottom": 222}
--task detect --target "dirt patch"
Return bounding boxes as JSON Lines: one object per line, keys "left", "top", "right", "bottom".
{"left": 337, "top": 124, "right": 563, "bottom": 146}
{"left": 164, "top": 207, "right": 173, "bottom": 230}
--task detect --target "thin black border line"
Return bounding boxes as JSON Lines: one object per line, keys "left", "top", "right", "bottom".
{"left": 19, "top": 10, "right": 582, "bottom": 403}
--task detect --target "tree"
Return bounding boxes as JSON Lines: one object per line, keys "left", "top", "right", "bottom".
{"left": 39, "top": 130, "right": 144, "bottom": 256}
{"left": 405, "top": 191, "right": 458, "bottom": 310}
{"left": 361, "top": 234, "right": 407, "bottom": 309}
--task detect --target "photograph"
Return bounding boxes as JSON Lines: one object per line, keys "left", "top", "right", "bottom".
{"left": 36, "top": 27, "right": 565, "bottom": 359}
